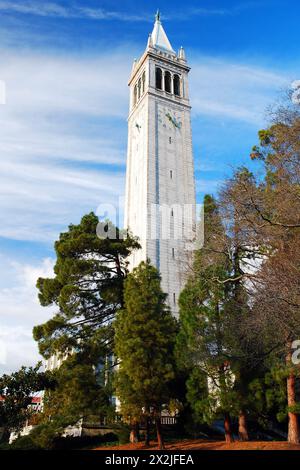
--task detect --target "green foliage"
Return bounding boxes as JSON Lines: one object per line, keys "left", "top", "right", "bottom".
{"left": 33, "top": 212, "right": 140, "bottom": 361}
{"left": 20, "top": 213, "right": 140, "bottom": 442}
{"left": 248, "top": 362, "right": 300, "bottom": 425}
{"left": 176, "top": 195, "right": 255, "bottom": 427}
{"left": 114, "top": 260, "right": 177, "bottom": 421}
{"left": 41, "top": 356, "right": 111, "bottom": 426}
{"left": 8, "top": 435, "right": 41, "bottom": 450}
{"left": 0, "top": 364, "right": 53, "bottom": 442}
{"left": 6, "top": 430, "right": 119, "bottom": 451}
{"left": 115, "top": 424, "right": 131, "bottom": 444}
{"left": 186, "top": 368, "right": 212, "bottom": 424}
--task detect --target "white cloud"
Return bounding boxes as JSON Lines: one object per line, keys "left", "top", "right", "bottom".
{"left": 0, "top": 46, "right": 291, "bottom": 243}
{"left": 2, "top": 50, "right": 131, "bottom": 117}
{"left": 0, "top": 1, "right": 265, "bottom": 22}
{"left": 0, "top": 1, "right": 68, "bottom": 17}
{"left": 190, "top": 57, "right": 289, "bottom": 124}
{"left": 0, "top": 257, "right": 55, "bottom": 374}
{"left": 0, "top": 1, "right": 149, "bottom": 21}
{"left": 0, "top": 49, "right": 133, "bottom": 241}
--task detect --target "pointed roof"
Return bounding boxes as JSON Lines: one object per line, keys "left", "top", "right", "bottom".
{"left": 150, "top": 10, "right": 175, "bottom": 53}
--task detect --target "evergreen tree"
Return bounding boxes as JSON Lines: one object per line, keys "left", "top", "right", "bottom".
{"left": 177, "top": 195, "right": 256, "bottom": 442}
{"left": 221, "top": 100, "right": 300, "bottom": 443}
{"left": 0, "top": 364, "right": 53, "bottom": 443}
{"left": 31, "top": 213, "right": 139, "bottom": 431}
{"left": 40, "top": 355, "right": 112, "bottom": 431}
{"left": 114, "top": 260, "right": 177, "bottom": 449}
{"left": 33, "top": 212, "right": 139, "bottom": 363}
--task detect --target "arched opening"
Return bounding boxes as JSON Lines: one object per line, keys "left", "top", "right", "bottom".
{"left": 142, "top": 71, "right": 146, "bottom": 93}
{"left": 133, "top": 85, "right": 137, "bottom": 106}
{"left": 174, "top": 74, "right": 180, "bottom": 96}
{"left": 137, "top": 78, "right": 141, "bottom": 100}
{"left": 164, "top": 71, "right": 171, "bottom": 93}
{"left": 156, "top": 68, "right": 162, "bottom": 90}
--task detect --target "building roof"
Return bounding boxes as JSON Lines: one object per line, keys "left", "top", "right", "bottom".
{"left": 151, "top": 10, "right": 175, "bottom": 53}
{"left": 0, "top": 395, "right": 41, "bottom": 404}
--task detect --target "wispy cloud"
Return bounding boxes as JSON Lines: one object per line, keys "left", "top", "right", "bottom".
{"left": 183, "top": 1, "right": 265, "bottom": 18}
{"left": 0, "top": 256, "right": 55, "bottom": 374}
{"left": 0, "top": 1, "right": 150, "bottom": 21}
{"left": 0, "top": 1, "right": 265, "bottom": 22}
{"left": 190, "top": 57, "right": 289, "bottom": 124}
{"left": 0, "top": 44, "right": 291, "bottom": 243}
{"left": 0, "top": 1, "right": 70, "bottom": 17}
{"left": 0, "top": 48, "right": 133, "bottom": 242}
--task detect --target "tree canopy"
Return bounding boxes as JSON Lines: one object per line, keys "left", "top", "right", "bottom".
{"left": 33, "top": 212, "right": 139, "bottom": 363}
{"left": 114, "top": 260, "right": 177, "bottom": 448}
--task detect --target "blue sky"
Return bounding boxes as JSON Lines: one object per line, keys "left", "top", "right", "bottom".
{"left": 0, "top": 0, "right": 300, "bottom": 373}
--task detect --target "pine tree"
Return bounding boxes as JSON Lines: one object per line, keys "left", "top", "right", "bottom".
{"left": 41, "top": 355, "right": 112, "bottom": 430}
{"left": 114, "top": 260, "right": 177, "bottom": 449}
{"left": 31, "top": 213, "right": 139, "bottom": 432}
{"left": 33, "top": 212, "right": 139, "bottom": 363}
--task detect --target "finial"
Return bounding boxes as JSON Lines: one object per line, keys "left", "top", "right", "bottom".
{"left": 179, "top": 46, "right": 186, "bottom": 61}
{"left": 131, "top": 58, "right": 137, "bottom": 74}
{"left": 147, "top": 33, "right": 153, "bottom": 48}
{"left": 155, "top": 9, "right": 160, "bottom": 22}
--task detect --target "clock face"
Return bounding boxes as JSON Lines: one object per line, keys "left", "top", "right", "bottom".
{"left": 165, "top": 112, "right": 182, "bottom": 129}
{"left": 158, "top": 107, "right": 182, "bottom": 130}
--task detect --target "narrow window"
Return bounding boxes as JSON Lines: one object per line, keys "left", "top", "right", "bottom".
{"left": 173, "top": 293, "right": 176, "bottom": 304}
{"left": 156, "top": 68, "right": 162, "bottom": 90}
{"left": 142, "top": 71, "right": 146, "bottom": 93}
{"left": 169, "top": 136, "right": 172, "bottom": 144}
{"left": 170, "top": 170, "right": 173, "bottom": 179}
{"left": 137, "top": 78, "right": 141, "bottom": 99}
{"left": 172, "top": 248, "right": 175, "bottom": 258}
{"left": 164, "top": 71, "right": 171, "bottom": 93}
{"left": 174, "top": 74, "right": 180, "bottom": 96}
{"left": 134, "top": 85, "right": 137, "bottom": 105}
{"left": 171, "top": 208, "right": 174, "bottom": 217}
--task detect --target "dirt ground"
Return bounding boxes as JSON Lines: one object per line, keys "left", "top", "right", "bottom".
{"left": 94, "top": 439, "right": 300, "bottom": 451}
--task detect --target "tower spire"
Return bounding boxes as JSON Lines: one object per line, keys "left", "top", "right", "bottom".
{"left": 151, "top": 10, "right": 174, "bottom": 53}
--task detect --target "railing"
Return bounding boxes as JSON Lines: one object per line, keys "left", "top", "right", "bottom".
{"left": 82, "top": 415, "right": 178, "bottom": 430}
{"left": 160, "top": 416, "right": 177, "bottom": 425}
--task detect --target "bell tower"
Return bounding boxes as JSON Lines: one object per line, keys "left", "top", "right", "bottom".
{"left": 124, "top": 11, "right": 196, "bottom": 315}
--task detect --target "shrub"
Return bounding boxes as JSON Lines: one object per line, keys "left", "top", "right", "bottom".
{"left": 115, "top": 425, "right": 130, "bottom": 444}
{"left": 9, "top": 435, "right": 40, "bottom": 450}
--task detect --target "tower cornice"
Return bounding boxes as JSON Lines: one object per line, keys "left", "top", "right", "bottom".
{"left": 128, "top": 50, "right": 190, "bottom": 86}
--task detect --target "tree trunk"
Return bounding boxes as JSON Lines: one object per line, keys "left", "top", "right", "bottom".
{"left": 129, "top": 420, "right": 140, "bottom": 443}
{"left": 0, "top": 427, "right": 10, "bottom": 444}
{"left": 155, "top": 416, "right": 164, "bottom": 450}
{"left": 238, "top": 410, "right": 249, "bottom": 441}
{"left": 224, "top": 413, "right": 234, "bottom": 443}
{"left": 145, "top": 416, "right": 150, "bottom": 446}
{"left": 286, "top": 344, "right": 300, "bottom": 444}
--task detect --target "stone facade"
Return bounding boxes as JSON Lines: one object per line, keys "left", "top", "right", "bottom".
{"left": 124, "top": 14, "right": 196, "bottom": 315}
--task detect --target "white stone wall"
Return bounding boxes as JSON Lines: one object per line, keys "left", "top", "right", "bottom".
{"left": 124, "top": 47, "right": 196, "bottom": 316}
